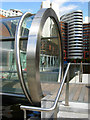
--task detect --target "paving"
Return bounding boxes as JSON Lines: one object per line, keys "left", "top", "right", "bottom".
{"left": 41, "top": 74, "right": 90, "bottom": 119}
{"left": 41, "top": 82, "right": 89, "bottom": 103}
{"left": 57, "top": 101, "right": 88, "bottom": 119}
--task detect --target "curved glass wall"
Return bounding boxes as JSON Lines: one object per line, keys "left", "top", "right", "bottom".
{"left": 0, "top": 15, "right": 34, "bottom": 95}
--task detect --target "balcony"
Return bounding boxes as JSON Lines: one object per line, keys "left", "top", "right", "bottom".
{"left": 68, "top": 34, "right": 82, "bottom": 38}
{"left": 68, "top": 49, "right": 83, "bottom": 52}
{"left": 68, "top": 46, "right": 82, "bottom": 49}
{"left": 73, "top": 12, "right": 82, "bottom": 16}
{"left": 69, "top": 31, "right": 82, "bottom": 35}
{"left": 69, "top": 41, "right": 83, "bottom": 44}
{"left": 68, "top": 52, "right": 83, "bottom": 55}
{"left": 69, "top": 25, "right": 82, "bottom": 29}
{"left": 69, "top": 28, "right": 82, "bottom": 32}
{"left": 69, "top": 19, "right": 82, "bottom": 23}
{"left": 69, "top": 22, "right": 82, "bottom": 26}
{"left": 68, "top": 44, "right": 83, "bottom": 47}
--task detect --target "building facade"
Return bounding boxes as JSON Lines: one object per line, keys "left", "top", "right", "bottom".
{"left": 60, "top": 10, "right": 83, "bottom": 60}
{"left": 83, "top": 23, "right": 90, "bottom": 60}
{"left": 60, "top": 21, "right": 68, "bottom": 61}
{"left": 0, "top": 9, "right": 23, "bottom": 17}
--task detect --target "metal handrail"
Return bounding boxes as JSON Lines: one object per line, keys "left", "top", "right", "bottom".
{"left": 20, "top": 63, "right": 71, "bottom": 112}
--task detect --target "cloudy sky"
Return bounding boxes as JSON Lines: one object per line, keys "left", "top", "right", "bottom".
{"left": 50, "top": 0, "right": 89, "bottom": 23}
{"left": 0, "top": 0, "right": 89, "bottom": 23}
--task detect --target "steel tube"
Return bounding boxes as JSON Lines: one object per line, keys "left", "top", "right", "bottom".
{"left": 15, "top": 12, "right": 33, "bottom": 104}
{"left": 20, "top": 63, "right": 71, "bottom": 112}
{"left": 65, "top": 70, "right": 69, "bottom": 106}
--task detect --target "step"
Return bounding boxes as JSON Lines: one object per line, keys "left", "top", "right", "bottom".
{"left": 59, "top": 101, "right": 88, "bottom": 114}
{"left": 58, "top": 101, "right": 88, "bottom": 119}
{"left": 57, "top": 111, "right": 88, "bottom": 119}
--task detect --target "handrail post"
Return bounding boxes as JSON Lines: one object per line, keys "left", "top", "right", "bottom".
{"left": 79, "top": 62, "right": 83, "bottom": 82}
{"left": 53, "top": 104, "right": 58, "bottom": 119}
{"left": 23, "top": 109, "right": 27, "bottom": 120}
{"left": 65, "top": 66, "right": 69, "bottom": 106}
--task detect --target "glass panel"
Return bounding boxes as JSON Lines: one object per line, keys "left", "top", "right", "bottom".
{"left": 0, "top": 41, "right": 23, "bottom": 94}
{"left": 0, "top": 17, "right": 20, "bottom": 38}
{"left": 0, "top": 15, "right": 34, "bottom": 38}
{"left": 0, "top": 15, "right": 34, "bottom": 94}
{"left": 40, "top": 17, "right": 60, "bottom": 83}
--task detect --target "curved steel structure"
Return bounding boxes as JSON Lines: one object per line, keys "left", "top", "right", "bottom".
{"left": 27, "top": 8, "right": 63, "bottom": 104}
{"left": 15, "top": 12, "right": 33, "bottom": 104}
{"left": 1, "top": 8, "right": 63, "bottom": 106}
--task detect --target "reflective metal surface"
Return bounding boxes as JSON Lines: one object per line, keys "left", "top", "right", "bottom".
{"left": 27, "top": 8, "right": 63, "bottom": 104}
{"left": 15, "top": 12, "right": 33, "bottom": 104}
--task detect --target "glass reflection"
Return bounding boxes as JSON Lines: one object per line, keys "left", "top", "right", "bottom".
{"left": 0, "top": 41, "right": 23, "bottom": 94}
{"left": 0, "top": 15, "right": 34, "bottom": 94}
{"left": 40, "top": 17, "right": 60, "bottom": 82}
{"left": 0, "top": 17, "right": 20, "bottom": 37}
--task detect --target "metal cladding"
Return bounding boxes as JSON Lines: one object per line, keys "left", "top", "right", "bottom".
{"left": 60, "top": 10, "right": 83, "bottom": 59}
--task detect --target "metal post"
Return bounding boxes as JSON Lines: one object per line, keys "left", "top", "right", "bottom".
{"left": 79, "top": 62, "right": 82, "bottom": 82}
{"left": 53, "top": 56, "right": 54, "bottom": 66}
{"left": 47, "top": 56, "right": 48, "bottom": 67}
{"left": 53, "top": 104, "right": 58, "bottom": 119}
{"left": 65, "top": 69, "right": 69, "bottom": 106}
{"left": 50, "top": 56, "right": 51, "bottom": 66}
{"left": 23, "top": 109, "right": 27, "bottom": 120}
{"left": 81, "top": 62, "right": 83, "bottom": 76}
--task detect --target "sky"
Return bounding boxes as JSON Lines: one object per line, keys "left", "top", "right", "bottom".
{"left": 0, "top": 0, "right": 89, "bottom": 23}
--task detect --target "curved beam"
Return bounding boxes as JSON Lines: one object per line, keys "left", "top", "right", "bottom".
{"left": 15, "top": 12, "right": 33, "bottom": 104}
{"left": 27, "top": 8, "right": 63, "bottom": 104}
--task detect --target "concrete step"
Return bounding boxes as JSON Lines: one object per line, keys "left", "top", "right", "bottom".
{"left": 57, "top": 111, "right": 88, "bottom": 119}
{"left": 58, "top": 101, "right": 88, "bottom": 119}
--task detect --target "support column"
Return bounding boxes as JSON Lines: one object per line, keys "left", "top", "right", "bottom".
{"left": 47, "top": 55, "right": 48, "bottom": 67}
{"left": 53, "top": 56, "right": 54, "bottom": 66}
{"left": 50, "top": 56, "right": 51, "bottom": 66}
{"left": 23, "top": 110, "right": 26, "bottom": 120}
{"left": 65, "top": 69, "right": 69, "bottom": 106}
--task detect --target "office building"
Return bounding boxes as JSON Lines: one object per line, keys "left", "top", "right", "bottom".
{"left": 60, "top": 10, "right": 83, "bottom": 60}
{"left": 83, "top": 23, "right": 90, "bottom": 60}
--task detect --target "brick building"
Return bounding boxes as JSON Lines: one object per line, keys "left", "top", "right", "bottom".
{"left": 60, "top": 21, "right": 68, "bottom": 61}
{"left": 83, "top": 23, "right": 90, "bottom": 60}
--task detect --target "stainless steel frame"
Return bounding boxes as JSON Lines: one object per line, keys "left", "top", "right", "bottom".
{"left": 15, "top": 12, "right": 33, "bottom": 104}
{"left": 27, "top": 8, "right": 63, "bottom": 104}
{"left": 15, "top": 8, "right": 63, "bottom": 105}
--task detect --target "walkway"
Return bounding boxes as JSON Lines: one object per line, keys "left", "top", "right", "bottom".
{"left": 41, "top": 82, "right": 89, "bottom": 103}
{"left": 41, "top": 74, "right": 90, "bottom": 119}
